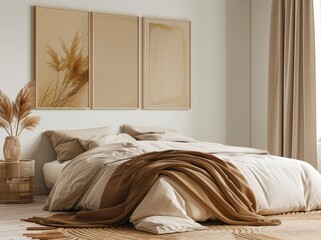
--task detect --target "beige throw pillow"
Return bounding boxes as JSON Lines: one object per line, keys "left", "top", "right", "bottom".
{"left": 46, "top": 126, "right": 113, "bottom": 162}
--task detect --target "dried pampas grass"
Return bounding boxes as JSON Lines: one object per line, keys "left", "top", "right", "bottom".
{"left": 0, "top": 91, "right": 14, "bottom": 124}
{"left": 0, "top": 81, "right": 40, "bottom": 136}
{"left": 39, "top": 32, "right": 89, "bottom": 108}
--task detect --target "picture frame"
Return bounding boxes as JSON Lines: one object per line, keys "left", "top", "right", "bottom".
{"left": 34, "top": 8, "right": 191, "bottom": 110}
{"left": 91, "top": 12, "right": 139, "bottom": 109}
{"left": 142, "top": 17, "right": 191, "bottom": 109}
{"left": 34, "top": 6, "right": 89, "bottom": 109}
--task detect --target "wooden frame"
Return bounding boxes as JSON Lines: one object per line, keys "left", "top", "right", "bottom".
{"left": 34, "top": 7, "right": 89, "bottom": 109}
{"left": 142, "top": 17, "right": 191, "bottom": 109}
{"left": 91, "top": 12, "right": 139, "bottom": 109}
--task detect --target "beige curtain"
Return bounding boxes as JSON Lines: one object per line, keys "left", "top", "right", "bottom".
{"left": 268, "top": 0, "right": 317, "bottom": 168}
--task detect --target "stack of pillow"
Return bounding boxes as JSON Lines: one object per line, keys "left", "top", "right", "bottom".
{"left": 46, "top": 124, "right": 195, "bottom": 162}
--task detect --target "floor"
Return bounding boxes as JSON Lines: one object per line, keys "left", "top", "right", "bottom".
{"left": 0, "top": 195, "right": 50, "bottom": 240}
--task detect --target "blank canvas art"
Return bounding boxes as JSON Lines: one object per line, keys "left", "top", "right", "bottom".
{"left": 91, "top": 13, "right": 139, "bottom": 109}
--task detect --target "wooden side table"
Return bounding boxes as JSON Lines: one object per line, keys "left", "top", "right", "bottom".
{"left": 0, "top": 159, "right": 35, "bottom": 203}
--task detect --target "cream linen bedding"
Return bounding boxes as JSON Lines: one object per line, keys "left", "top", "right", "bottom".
{"left": 44, "top": 141, "right": 321, "bottom": 234}
{"left": 43, "top": 160, "right": 70, "bottom": 189}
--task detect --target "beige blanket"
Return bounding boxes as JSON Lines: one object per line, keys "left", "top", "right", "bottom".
{"left": 28, "top": 150, "right": 280, "bottom": 227}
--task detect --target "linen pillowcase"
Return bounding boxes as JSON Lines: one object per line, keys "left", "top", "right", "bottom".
{"left": 121, "top": 124, "right": 177, "bottom": 139}
{"left": 134, "top": 216, "right": 206, "bottom": 234}
{"left": 135, "top": 132, "right": 196, "bottom": 142}
{"left": 46, "top": 126, "right": 113, "bottom": 162}
{"left": 78, "top": 133, "right": 137, "bottom": 150}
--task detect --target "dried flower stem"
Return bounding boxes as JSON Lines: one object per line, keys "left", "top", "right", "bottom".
{"left": 39, "top": 32, "right": 88, "bottom": 108}
{"left": 0, "top": 122, "right": 10, "bottom": 135}
{"left": 0, "top": 81, "right": 40, "bottom": 136}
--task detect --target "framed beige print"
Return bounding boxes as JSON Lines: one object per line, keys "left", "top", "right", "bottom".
{"left": 91, "top": 12, "right": 139, "bottom": 109}
{"left": 142, "top": 17, "right": 191, "bottom": 109}
{"left": 35, "top": 7, "right": 89, "bottom": 109}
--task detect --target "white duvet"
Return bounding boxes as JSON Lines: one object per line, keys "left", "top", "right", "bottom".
{"left": 44, "top": 141, "right": 321, "bottom": 234}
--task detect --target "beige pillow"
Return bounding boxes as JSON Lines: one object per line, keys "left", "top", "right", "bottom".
{"left": 78, "top": 133, "right": 137, "bottom": 150}
{"left": 136, "top": 133, "right": 196, "bottom": 142}
{"left": 46, "top": 126, "right": 113, "bottom": 162}
{"left": 122, "top": 124, "right": 176, "bottom": 138}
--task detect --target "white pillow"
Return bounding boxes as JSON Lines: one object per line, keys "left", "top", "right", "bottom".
{"left": 134, "top": 216, "right": 206, "bottom": 234}
{"left": 78, "top": 133, "right": 137, "bottom": 150}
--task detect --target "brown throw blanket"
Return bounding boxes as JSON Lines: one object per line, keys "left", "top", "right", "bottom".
{"left": 26, "top": 150, "right": 280, "bottom": 227}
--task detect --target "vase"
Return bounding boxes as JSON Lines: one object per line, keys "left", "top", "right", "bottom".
{"left": 3, "top": 136, "right": 21, "bottom": 161}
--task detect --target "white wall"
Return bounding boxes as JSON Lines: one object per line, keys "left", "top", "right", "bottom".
{"left": 226, "top": 0, "right": 251, "bottom": 147}
{"left": 0, "top": 0, "right": 227, "bottom": 194}
{"left": 225, "top": 0, "right": 271, "bottom": 150}
{"left": 251, "top": 0, "right": 271, "bottom": 150}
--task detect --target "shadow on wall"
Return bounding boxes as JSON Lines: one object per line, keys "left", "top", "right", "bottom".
{"left": 31, "top": 132, "right": 56, "bottom": 195}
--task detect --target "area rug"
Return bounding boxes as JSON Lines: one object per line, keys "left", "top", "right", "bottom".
{"left": 23, "top": 211, "right": 321, "bottom": 240}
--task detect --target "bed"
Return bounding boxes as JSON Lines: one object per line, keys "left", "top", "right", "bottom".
{"left": 43, "top": 160, "right": 70, "bottom": 189}
{"left": 38, "top": 125, "right": 321, "bottom": 235}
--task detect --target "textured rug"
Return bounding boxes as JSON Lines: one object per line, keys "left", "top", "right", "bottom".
{"left": 23, "top": 211, "right": 321, "bottom": 240}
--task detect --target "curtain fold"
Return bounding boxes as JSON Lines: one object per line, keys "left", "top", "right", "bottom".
{"left": 268, "top": 0, "right": 317, "bottom": 168}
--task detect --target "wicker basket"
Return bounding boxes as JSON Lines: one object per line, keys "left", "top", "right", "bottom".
{"left": 0, "top": 160, "right": 35, "bottom": 203}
